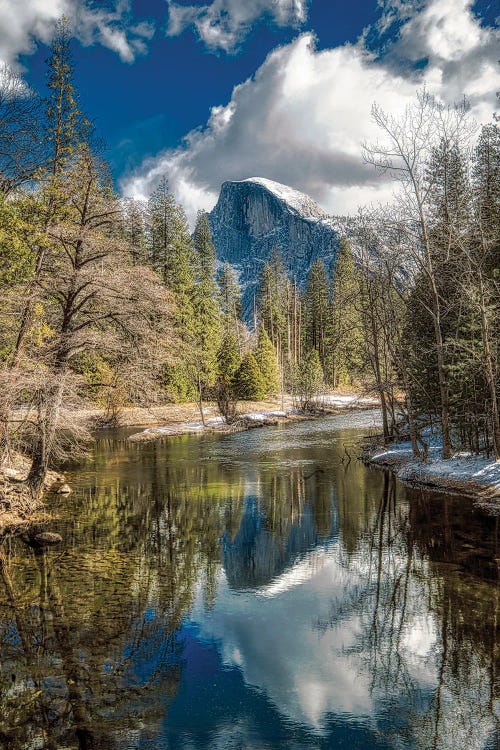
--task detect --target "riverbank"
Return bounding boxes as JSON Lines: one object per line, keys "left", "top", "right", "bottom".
{"left": 125, "top": 392, "right": 380, "bottom": 443}
{"left": 365, "top": 440, "right": 500, "bottom": 504}
{"left": 1, "top": 391, "right": 379, "bottom": 530}
{"left": 0, "top": 452, "right": 68, "bottom": 534}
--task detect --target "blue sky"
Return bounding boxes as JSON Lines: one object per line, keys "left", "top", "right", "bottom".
{"left": 18, "top": 1, "right": 380, "bottom": 176}
{"left": 2, "top": 0, "right": 499, "bottom": 219}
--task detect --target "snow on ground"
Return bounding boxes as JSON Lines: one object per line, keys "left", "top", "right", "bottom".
{"left": 129, "top": 410, "right": 290, "bottom": 442}
{"left": 242, "top": 411, "right": 288, "bottom": 421}
{"left": 371, "top": 441, "right": 500, "bottom": 496}
{"left": 317, "top": 394, "right": 380, "bottom": 409}
{"left": 128, "top": 395, "right": 378, "bottom": 444}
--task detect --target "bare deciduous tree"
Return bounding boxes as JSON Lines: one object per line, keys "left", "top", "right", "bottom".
{"left": 0, "top": 64, "right": 45, "bottom": 195}
{"left": 363, "top": 90, "right": 476, "bottom": 459}
{"left": 12, "top": 145, "right": 174, "bottom": 494}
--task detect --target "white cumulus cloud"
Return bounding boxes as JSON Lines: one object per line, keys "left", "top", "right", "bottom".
{"left": 0, "top": 0, "right": 155, "bottom": 67}
{"left": 166, "top": 0, "right": 308, "bottom": 53}
{"left": 122, "top": 0, "right": 499, "bottom": 223}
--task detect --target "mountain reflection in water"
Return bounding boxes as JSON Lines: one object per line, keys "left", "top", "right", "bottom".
{"left": 0, "top": 411, "right": 498, "bottom": 750}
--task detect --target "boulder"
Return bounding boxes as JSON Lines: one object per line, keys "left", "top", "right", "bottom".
{"left": 49, "top": 478, "right": 71, "bottom": 494}
{"left": 32, "top": 532, "right": 63, "bottom": 546}
{"left": 55, "top": 483, "right": 71, "bottom": 495}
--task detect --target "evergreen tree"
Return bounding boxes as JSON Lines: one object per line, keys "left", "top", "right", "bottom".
{"left": 258, "top": 248, "right": 287, "bottom": 348}
{"left": 233, "top": 353, "right": 266, "bottom": 401}
{"left": 254, "top": 325, "right": 280, "bottom": 396}
{"left": 294, "top": 349, "right": 324, "bottom": 410}
{"left": 147, "top": 177, "right": 195, "bottom": 284}
{"left": 475, "top": 122, "right": 500, "bottom": 239}
{"left": 219, "top": 262, "right": 243, "bottom": 324}
{"left": 45, "top": 17, "right": 86, "bottom": 177}
{"left": 218, "top": 261, "right": 244, "bottom": 353}
{"left": 8, "top": 17, "right": 89, "bottom": 369}
{"left": 191, "top": 211, "right": 222, "bottom": 422}
{"left": 327, "top": 238, "right": 364, "bottom": 386}
{"left": 193, "top": 210, "right": 216, "bottom": 280}
{"left": 423, "top": 140, "right": 475, "bottom": 446}
{"left": 304, "top": 259, "right": 330, "bottom": 372}
{"left": 122, "top": 198, "right": 147, "bottom": 265}
{"left": 284, "top": 277, "right": 302, "bottom": 369}
{"left": 146, "top": 180, "right": 198, "bottom": 401}
{"left": 215, "top": 330, "right": 241, "bottom": 423}
{"left": 217, "top": 330, "right": 241, "bottom": 384}
{"left": 468, "top": 123, "right": 500, "bottom": 457}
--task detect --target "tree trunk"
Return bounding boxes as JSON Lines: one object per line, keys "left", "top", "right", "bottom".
{"left": 415, "top": 188, "right": 452, "bottom": 459}
{"left": 478, "top": 275, "right": 500, "bottom": 460}
{"left": 27, "top": 371, "right": 67, "bottom": 496}
{"left": 368, "top": 295, "right": 390, "bottom": 444}
{"left": 197, "top": 375, "right": 206, "bottom": 427}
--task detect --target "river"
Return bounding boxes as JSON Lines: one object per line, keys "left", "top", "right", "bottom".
{"left": 0, "top": 411, "right": 498, "bottom": 749}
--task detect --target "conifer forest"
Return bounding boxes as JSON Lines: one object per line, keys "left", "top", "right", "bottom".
{"left": 1, "top": 21, "right": 498, "bottom": 502}
{"left": 0, "top": 10, "right": 499, "bottom": 750}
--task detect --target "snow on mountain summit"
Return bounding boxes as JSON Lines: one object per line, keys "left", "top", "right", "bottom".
{"left": 209, "top": 177, "right": 341, "bottom": 321}
{"left": 240, "top": 178, "right": 329, "bottom": 220}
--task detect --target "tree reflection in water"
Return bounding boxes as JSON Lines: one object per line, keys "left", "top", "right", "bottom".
{"left": 318, "top": 472, "right": 500, "bottom": 750}
{"left": 0, "top": 420, "right": 498, "bottom": 749}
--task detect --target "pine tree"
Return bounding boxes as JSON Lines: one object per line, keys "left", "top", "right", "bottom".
{"left": 424, "top": 140, "right": 474, "bottom": 447}
{"left": 304, "top": 259, "right": 330, "bottom": 372}
{"left": 218, "top": 262, "right": 244, "bottom": 354}
{"left": 217, "top": 330, "right": 241, "bottom": 384}
{"left": 327, "top": 238, "right": 364, "bottom": 386}
{"left": 45, "top": 17, "right": 86, "bottom": 177}
{"left": 147, "top": 177, "right": 195, "bottom": 284}
{"left": 215, "top": 330, "right": 241, "bottom": 423}
{"left": 474, "top": 124, "right": 500, "bottom": 242}
{"left": 254, "top": 325, "right": 280, "bottom": 396}
{"left": 191, "top": 211, "right": 222, "bottom": 422}
{"left": 8, "top": 18, "right": 89, "bottom": 369}
{"left": 468, "top": 124, "right": 500, "bottom": 457}
{"left": 258, "top": 248, "right": 287, "bottom": 348}
{"left": 122, "top": 198, "right": 147, "bottom": 265}
{"left": 294, "top": 348, "right": 324, "bottom": 410}
{"left": 219, "top": 263, "right": 243, "bottom": 324}
{"left": 234, "top": 353, "right": 266, "bottom": 401}
{"left": 146, "top": 180, "right": 198, "bottom": 401}
{"left": 193, "top": 210, "right": 216, "bottom": 280}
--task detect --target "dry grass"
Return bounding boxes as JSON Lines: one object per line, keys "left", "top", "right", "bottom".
{"left": 82, "top": 396, "right": 295, "bottom": 428}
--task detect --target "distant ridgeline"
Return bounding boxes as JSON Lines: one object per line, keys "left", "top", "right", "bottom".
{"left": 209, "top": 178, "right": 349, "bottom": 322}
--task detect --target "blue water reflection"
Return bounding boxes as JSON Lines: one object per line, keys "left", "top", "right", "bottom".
{"left": 0, "top": 412, "right": 498, "bottom": 749}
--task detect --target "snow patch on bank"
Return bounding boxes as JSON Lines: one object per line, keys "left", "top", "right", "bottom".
{"left": 242, "top": 411, "right": 287, "bottom": 421}
{"left": 318, "top": 395, "right": 380, "bottom": 409}
{"left": 370, "top": 442, "right": 500, "bottom": 497}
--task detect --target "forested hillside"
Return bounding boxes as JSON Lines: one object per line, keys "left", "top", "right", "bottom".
{"left": 0, "top": 21, "right": 498, "bottom": 506}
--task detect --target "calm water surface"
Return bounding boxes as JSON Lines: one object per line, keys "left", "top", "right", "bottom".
{"left": 0, "top": 412, "right": 499, "bottom": 749}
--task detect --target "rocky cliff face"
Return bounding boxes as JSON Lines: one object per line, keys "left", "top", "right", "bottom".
{"left": 209, "top": 178, "right": 341, "bottom": 320}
